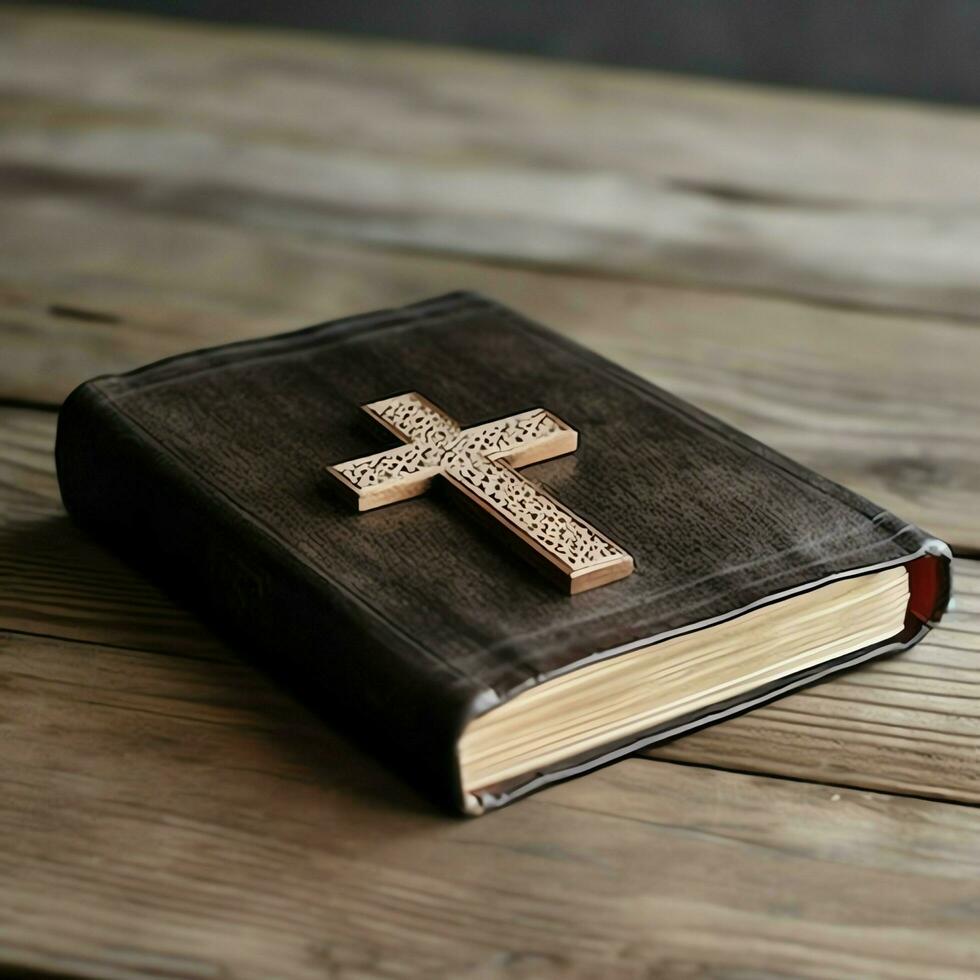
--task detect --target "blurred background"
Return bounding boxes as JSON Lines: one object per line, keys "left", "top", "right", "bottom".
{"left": 28, "top": 0, "right": 980, "bottom": 104}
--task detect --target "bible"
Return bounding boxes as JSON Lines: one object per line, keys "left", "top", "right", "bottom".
{"left": 56, "top": 292, "right": 951, "bottom": 814}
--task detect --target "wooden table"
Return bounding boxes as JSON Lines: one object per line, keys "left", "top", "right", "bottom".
{"left": 2, "top": 7, "right": 979, "bottom": 978}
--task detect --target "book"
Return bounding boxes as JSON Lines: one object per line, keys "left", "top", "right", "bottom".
{"left": 56, "top": 291, "right": 951, "bottom": 815}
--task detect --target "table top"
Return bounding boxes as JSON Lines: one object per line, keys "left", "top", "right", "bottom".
{"left": 2, "top": 7, "right": 979, "bottom": 979}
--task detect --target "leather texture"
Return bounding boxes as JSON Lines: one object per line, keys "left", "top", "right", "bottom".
{"left": 56, "top": 292, "right": 951, "bottom": 813}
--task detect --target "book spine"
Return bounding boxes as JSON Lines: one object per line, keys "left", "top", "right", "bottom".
{"left": 55, "top": 381, "right": 482, "bottom": 814}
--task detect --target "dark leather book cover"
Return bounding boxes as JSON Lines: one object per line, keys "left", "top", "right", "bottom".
{"left": 55, "top": 292, "right": 951, "bottom": 814}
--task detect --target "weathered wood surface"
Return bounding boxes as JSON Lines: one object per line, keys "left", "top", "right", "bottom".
{"left": 8, "top": 407, "right": 980, "bottom": 979}
{"left": 2, "top": 8, "right": 980, "bottom": 979}
{"left": 648, "top": 558, "right": 980, "bottom": 799}
{"left": 3, "top": 200, "right": 980, "bottom": 554}
{"left": 2, "top": 7, "right": 980, "bottom": 320}
{"left": 3, "top": 623, "right": 980, "bottom": 980}
{"left": 3, "top": 405, "right": 978, "bottom": 806}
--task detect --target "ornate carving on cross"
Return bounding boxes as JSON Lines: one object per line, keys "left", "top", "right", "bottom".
{"left": 328, "top": 392, "right": 634, "bottom": 593}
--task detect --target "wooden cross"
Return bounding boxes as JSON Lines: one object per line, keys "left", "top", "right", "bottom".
{"left": 328, "top": 393, "right": 634, "bottom": 593}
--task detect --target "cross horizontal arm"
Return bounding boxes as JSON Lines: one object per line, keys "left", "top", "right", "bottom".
{"left": 464, "top": 409, "right": 578, "bottom": 467}
{"left": 328, "top": 443, "right": 440, "bottom": 511}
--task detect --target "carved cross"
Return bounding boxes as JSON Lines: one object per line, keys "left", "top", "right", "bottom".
{"left": 328, "top": 393, "right": 633, "bottom": 593}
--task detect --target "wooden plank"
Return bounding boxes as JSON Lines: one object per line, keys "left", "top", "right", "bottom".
{"left": 3, "top": 7, "right": 980, "bottom": 319}
{"left": 3, "top": 405, "right": 979, "bottom": 806}
{"left": 3, "top": 198, "right": 979, "bottom": 554}
{"left": 3, "top": 13, "right": 978, "bottom": 978}
{"left": 2, "top": 627, "right": 980, "bottom": 980}
{"left": 647, "top": 558, "right": 980, "bottom": 799}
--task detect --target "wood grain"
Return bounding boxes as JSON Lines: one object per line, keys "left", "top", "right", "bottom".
{"left": 647, "top": 559, "right": 980, "bottom": 801}
{"left": 3, "top": 406, "right": 978, "bottom": 806}
{"left": 2, "top": 9, "right": 979, "bottom": 976}
{"left": 3, "top": 196, "right": 979, "bottom": 554}
{"left": 10, "top": 398, "right": 980, "bottom": 974}
{"left": 2, "top": 6, "right": 980, "bottom": 319}
{"left": 2, "top": 624, "right": 980, "bottom": 980}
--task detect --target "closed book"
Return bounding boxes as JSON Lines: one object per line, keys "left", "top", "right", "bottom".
{"left": 56, "top": 292, "right": 951, "bottom": 815}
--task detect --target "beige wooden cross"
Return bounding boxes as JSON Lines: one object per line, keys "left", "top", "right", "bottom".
{"left": 328, "top": 393, "right": 634, "bottom": 593}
